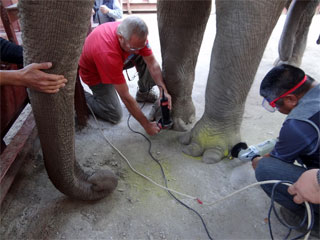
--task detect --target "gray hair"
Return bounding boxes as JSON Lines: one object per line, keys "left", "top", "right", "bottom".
{"left": 117, "top": 16, "right": 148, "bottom": 41}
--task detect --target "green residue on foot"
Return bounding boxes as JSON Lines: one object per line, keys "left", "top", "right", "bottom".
{"left": 182, "top": 152, "right": 202, "bottom": 161}
{"left": 196, "top": 126, "right": 229, "bottom": 157}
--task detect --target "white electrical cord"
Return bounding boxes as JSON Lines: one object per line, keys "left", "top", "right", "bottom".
{"left": 87, "top": 105, "right": 312, "bottom": 240}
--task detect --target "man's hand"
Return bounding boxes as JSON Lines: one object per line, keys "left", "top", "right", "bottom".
{"left": 0, "top": 62, "right": 67, "bottom": 93}
{"left": 288, "top": 169, "right": 320, "bottom": 204}
{"left": 100, "top": 5, "right": 110, "bottom": 14}
{"left": 159, "top": 90, "right": 172, "bottom": 110}
{"left": 144, "top": 121, "right": 161, "bottom": 136}
{"left": 19, "top": 63, "right": 67, "bottom": 93}
{"left": 251, "top": 156, "right": 262, "bottom": 170}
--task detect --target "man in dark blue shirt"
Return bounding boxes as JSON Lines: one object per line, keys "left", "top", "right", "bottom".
{"left": 253, "top": 64, "right": 320, "bottom": 237}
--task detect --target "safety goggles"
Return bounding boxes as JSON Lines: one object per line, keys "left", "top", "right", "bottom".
{"left": 126, "top": 43, "right": 145, "bottom": 51}
{"left": 262, "top": 75, "right": 307, "bottom": 112}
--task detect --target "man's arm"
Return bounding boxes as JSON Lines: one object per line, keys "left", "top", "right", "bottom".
{"left": 114, "top": 83, "right": 160, "bottom": 135}
{"left": 143, "top": 54, "right": 172, "bottom": 109}
{"left": 288, "top": 169, "right": 320, "bottom": 204}
{"left": 0, "top": 62, "right": 67, "bottom": 93}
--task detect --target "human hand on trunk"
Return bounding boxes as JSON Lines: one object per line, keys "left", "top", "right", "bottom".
{"left": 19, "top": 62, "right": 67, "bottom": 93}
{"left": 0, "top": 62, "right": 67, "bottom": 93}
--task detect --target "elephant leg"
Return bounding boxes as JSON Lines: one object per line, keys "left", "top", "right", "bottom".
{"left": 19, "top": 0, "right": 117, "bottom": 200}
{"left": 181, "top": 0, "right": 286, "bottom": 163}
{"left": 157, "top": 0, "right": 211, "bottom": 131}
{"left": 278, "top": 0, "right": 319, "bottom": 66}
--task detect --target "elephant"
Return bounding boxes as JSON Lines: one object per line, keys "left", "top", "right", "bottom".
{"left": 18, "top": 0, "right": 318, "bottom": 200}
{"left": 157, "top": 0, "right": 319, "bottom": 164}
{"left": 275, "top": 0, "right": 319, "bottom": 66}
{"left": 19, "top": 0, "right": 118, "bottom": 201}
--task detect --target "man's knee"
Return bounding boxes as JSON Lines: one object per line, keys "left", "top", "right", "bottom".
{"left": 255, "top": 157, "right": 272, "bottom": 182}
{"left": 108, "top": 109, "right": 122, "bottom": 124}
{"left": 97, "top": 105, "right": 122, "bottom": 124}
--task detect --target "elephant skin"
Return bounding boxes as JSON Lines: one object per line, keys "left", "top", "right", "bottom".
{"left": 19, "top": 0, "right": 118, "bottom": 200}
{"left": 277, "top": 0, "right": 319, "bottom": 67}
{"left": 157, "top": 0, "right": 318, "bottom": 163}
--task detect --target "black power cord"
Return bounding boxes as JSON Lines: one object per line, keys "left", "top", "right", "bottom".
{"left": 127, "top": 102, "right": 214, "bottom": 240}
{"left": 267, "top": 181, "right": 314, "bottom": 240}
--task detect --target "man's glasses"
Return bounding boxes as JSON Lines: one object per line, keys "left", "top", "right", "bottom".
{"left": 126, "top": 42, "right": 145, "bottom": 51}
{"left": 262, "top": 98, "right": 278, "bottom": 112}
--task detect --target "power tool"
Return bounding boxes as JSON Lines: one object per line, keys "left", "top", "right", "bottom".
{"left": 158, "top": 89, "right": 172, "bottom": 129}
{"left": 231, "top": 139, "right": 278, "bottom": 162}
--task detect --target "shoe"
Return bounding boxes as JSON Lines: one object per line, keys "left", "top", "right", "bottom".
{"left": 136, "top": 89, "right": 158, "bottom": 103}
{"left": 280, "top": 206, "right": 319, "bottom": 238}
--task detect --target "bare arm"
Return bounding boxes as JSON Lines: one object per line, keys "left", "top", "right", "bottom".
{"left": 114, "top": 83, "right": 160, "bottom": 135}
{"left": 0, "top": 62, "right": 67, "bottom": 93}
{"left": 143, "top": 54, "right": 172, "bottom": 109}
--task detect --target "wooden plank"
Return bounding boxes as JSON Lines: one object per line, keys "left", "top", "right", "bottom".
{"left": 0, "top": 85, "right": 28, "bottom": 153}
{"left": 122, "top": 0, "right": 157, "bottom": 13}
{"left": 0, "top": 2, "right": 18, "bottom": 44}
{"left": 0, "top": 112, "right": 38, "bottom": 205}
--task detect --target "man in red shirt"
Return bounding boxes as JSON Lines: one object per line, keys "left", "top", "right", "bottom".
{"left": 79, "top": 16, "right": 171, "bottom": 136}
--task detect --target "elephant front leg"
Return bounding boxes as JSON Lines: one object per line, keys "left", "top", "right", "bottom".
{"left": 181, "top": 0, "right": 286, "bottom": 163}
{"left": 157, "top": 0, "right": 211, "bottom": 131}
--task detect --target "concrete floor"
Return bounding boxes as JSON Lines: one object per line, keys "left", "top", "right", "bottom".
{"left": 1, "top": 12, "right": 320, "bottom": 240}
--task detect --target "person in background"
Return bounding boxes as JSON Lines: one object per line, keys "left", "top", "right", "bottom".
{"left": 93, "top": 0, "right": 123, "bottom": 24}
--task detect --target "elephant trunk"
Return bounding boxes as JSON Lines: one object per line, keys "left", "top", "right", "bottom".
{"left": 19, "top": 0, "right": 117, "bottom": 200}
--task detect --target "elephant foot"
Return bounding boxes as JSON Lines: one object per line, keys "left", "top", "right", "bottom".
{"left": 88, "top": 169, "right": 118, "bottom": 193}
{"left": 172, "top": 97, "right": 196, "bottom": 131}
{"left": 148, "top": 97, "right": 195, "bottom": 131}
{"left": 179, "top": 118, "right": 240, "bottom": 164}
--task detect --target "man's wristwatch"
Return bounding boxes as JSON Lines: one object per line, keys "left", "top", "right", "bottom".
{"left": 317, "top": 169, "right": 320, "bottom": 186}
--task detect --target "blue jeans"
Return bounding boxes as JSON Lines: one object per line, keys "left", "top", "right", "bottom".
{"left": 255, "top": 157, "right": 319, "bottom": 216}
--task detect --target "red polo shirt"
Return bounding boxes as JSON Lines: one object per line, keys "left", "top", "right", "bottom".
{"left": 79, "top": 22, "right": 152, "bottom": 86}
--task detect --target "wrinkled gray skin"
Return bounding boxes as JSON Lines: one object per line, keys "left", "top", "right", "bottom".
{"left": 275, "top": 0, "right": 319, "bottom": 66}
{"left": 157, "top": 0, "right": 319, "bottom": 164}
{"left": 19, "top": 0, "right": 118, "bottom": 200}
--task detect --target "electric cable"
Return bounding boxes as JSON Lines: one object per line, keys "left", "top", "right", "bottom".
{"left": 86, "top": 104, "right": 314, "bottom": 240}
{"left": 267, "top": 181, "right": 314, "bottom": 240}
{"left": 126, "top": 106, "right": 214, "bottom": 240}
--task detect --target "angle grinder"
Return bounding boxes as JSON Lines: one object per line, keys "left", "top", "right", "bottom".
{"left": 231, "top": 139, "right": 278, "bottom": 162}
